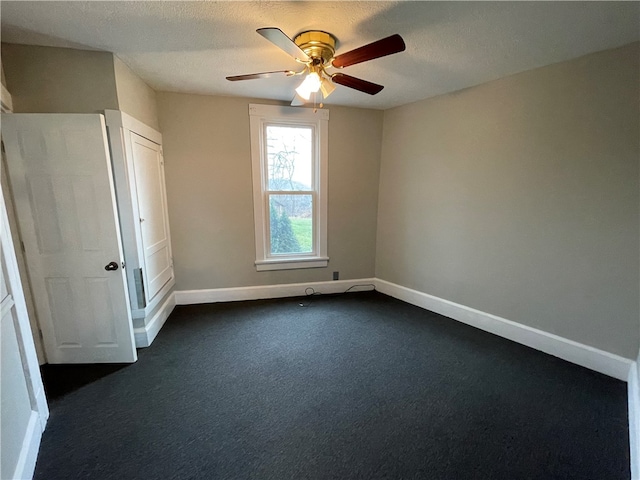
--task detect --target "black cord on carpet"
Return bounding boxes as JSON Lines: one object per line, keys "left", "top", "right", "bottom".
{"left": 298, "top": 283, "right": 377, "bottom": 307}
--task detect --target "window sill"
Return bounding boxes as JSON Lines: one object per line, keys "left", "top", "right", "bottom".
{"left": 255, "top": 256, "right": 329, "bottom": 271}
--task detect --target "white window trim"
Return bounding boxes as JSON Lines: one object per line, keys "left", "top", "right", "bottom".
{"left": 249, "top": 104, "right": 328, "bottom": 271}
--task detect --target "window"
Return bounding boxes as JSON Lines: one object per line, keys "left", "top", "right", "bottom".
{"left": 249, "top": 104, "right": 328, "bottom": 271}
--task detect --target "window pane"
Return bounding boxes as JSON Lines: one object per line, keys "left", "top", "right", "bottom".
{"left": 269, "top": 194, "right": 313, "bottom": 254}
{"left": 266, "top": 125, "right": 312, "bottom": 191}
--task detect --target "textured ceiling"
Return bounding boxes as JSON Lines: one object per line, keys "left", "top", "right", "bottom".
{"left": 1, "top": 1, "right": 639, "bottom": 110}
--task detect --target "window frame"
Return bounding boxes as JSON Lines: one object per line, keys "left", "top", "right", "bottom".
{"left": 249, "top": 104, "right": 329, "bottom": 271}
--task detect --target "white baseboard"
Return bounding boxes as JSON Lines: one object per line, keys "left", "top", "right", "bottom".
{"left": 375, "top": 279, "right": 633, "bottom": 381}
{"left": 131, "top": 277, "right": 176, "bottom": 321}
{"left": 35, "top": 384, "right": 49, "bottom": 431}
{"left": 629, "top": 361, "right": 640, "bottom": 480}
{"left": 133, "top": 292, "right": 176, "bottom": 348}
{"left": 12, "top": 411, "right": 42, "bottom": 480}
{"left": 173, "top": 277, "right": 632, "bottom": 381}
{"left": 174, "top": 278, "right": 376, "bottom": 305}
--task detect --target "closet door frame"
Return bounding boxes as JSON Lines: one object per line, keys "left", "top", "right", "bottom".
{"left": 104, "top": 111, "right": 174, "bottom": 321}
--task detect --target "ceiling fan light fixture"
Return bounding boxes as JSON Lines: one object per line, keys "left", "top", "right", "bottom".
{"left": 295, "top": 71, "right": 322, "bottom": 100}
{"left": 319, "top": 77, "right": 336, "bottom": 98}
{"left": 227, "top": 27, "right": 406, "bottom": 105}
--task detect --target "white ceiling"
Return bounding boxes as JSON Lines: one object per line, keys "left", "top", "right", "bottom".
{"left": 1, "top": 1, "right": 638, "bottom": 110}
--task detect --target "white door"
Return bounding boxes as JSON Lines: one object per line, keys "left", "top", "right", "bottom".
{"left": 130, "top": 132, "right": 172, "bottom": 302}
{"left": 1, "top": 181, "right": 48, "bottom": 480}
{"left": 2, "top": 113, "right": 137, "bottom": 363}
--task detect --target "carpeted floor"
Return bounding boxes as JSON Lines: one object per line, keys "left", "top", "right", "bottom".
{"left": 34, "top": 291, "right": 630, "bottom": 480}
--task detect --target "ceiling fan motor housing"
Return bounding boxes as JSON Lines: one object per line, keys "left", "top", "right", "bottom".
{"left": 294, "top": 31, "right": 337, "bottom": 64}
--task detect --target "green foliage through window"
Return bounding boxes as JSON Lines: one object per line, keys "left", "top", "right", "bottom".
{"left": 269, "top": 204, "right": 301, "bottom": 254}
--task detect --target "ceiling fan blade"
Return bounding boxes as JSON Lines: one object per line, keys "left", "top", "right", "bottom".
{"left": 257, "top": 27, "right": 310, "bottom": 62}
{"left": 331, "top": 73, "right": 384, "bottom": 95}
{"left": 332, "top": 34, "right": 406, "bottom": 68}
{"left": 226, "top": 70, "right": 296, "bottom": 81}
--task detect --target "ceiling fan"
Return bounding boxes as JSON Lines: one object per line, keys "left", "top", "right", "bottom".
{"left": 226, "top": 28, "right": 406, "bottom": 106}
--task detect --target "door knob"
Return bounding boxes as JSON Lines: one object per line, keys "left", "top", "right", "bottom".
{"left": 104, "top": 261, "right": 119, "bottom": 271}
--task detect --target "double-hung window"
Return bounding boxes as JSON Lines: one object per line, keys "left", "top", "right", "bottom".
{"left": 249, "top": 104, "right": 328, "bottom": 271}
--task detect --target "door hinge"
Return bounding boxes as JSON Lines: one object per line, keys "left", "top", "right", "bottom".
{"left": 20, "top": 241, "right": 25, "bottom": 252}
{"left": 38, "top": 328, "right": 44, "bottom": 341}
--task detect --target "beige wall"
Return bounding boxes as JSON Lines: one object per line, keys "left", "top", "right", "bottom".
{"left": 1, "top": 43, "right": 118, "bottom": 113}
{"left": 156, "top": 92, "right": 383, "bottom": 290}
{"left": 2, "top": 40, "right": 636, "bottom": 360}
{"left": 376, "top": 43, "right": 640, "bottom": 358}
{"left": 1, "top": 45, "right": 159, "bottom": 128}
{"left": 113, "top": 56, "right": 159, "bottom": 130}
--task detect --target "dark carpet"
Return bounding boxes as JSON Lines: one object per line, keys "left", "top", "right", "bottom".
{"left": 34, "top": 291, "right": 630, "bottom": 480}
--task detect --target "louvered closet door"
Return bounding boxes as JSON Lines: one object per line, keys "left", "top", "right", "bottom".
{"left": 2, "top": 114, "right": 137, "bottom": 364}
{"left": 130, "top": 132, "right": 172, "bottom": 302}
